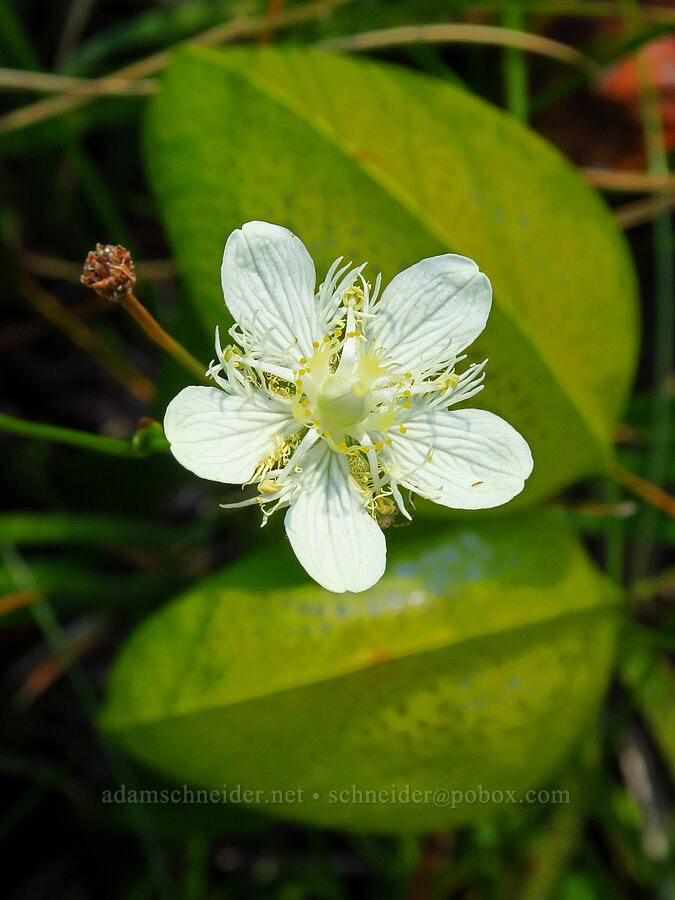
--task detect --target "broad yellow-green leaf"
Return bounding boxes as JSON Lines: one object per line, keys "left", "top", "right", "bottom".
{"left": 101, "top": 510, "right": 620, "bottom": 833}
{"left": 145, "top": 46, "right": 638, "bottom": 505}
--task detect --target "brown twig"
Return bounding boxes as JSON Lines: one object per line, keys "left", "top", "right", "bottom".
{"left": 0, "top": 590, "right": 40, "bottom": 617}
{"left": 556, "top": 499, "right": 638, "bottom": 518}
{"left": 0, "top": 0, "right": 354, "bottom": 136}
{"left": 0, "top": 66, "right": 156, "bottom": 96}
{"left": 17, "top": 273, "right": 156, "bottom": 402}
{"left": 609, "top": 463, "right": 675, "bottom": 519}
{"left": 315, "top": 23, "right": 599, "bottom": 74}
{"left": 615, "top": 193, "right": 675, "bottom": 230}
{"left": 582, "top": 168, "right": 675, "bottom": 193}
{"left": 0, "top": 295, "right": 110, "bottom": 352}
{"left": 258, "top": 0, "right": 287, "bottom": 45}
{"left": 22, "top": 249, "right": 175, "bottom": 283}
{"left": 14, "top": 616, "right": 109, "bottom": 707}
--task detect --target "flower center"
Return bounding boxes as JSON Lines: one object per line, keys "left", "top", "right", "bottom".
{"left": 317, "top": 374, "right": 370, "bottom": 430}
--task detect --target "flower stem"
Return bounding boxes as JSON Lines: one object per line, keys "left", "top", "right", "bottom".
{"left": 120, "top": 293, "right": 208, "bottom": 383}
{"left": 0, "top": 411, "right": 168, "bottom": 457}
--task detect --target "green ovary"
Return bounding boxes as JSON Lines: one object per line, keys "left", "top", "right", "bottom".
{"left": 317, "top": 375, "right": 370, "bottom": 430}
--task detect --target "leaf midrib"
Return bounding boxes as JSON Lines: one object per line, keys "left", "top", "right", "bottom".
{"left": 185, "top": 46, "right": 608, "bottom": 455}
{"left": 103, "top": 595, "right": 619, "bottom": 733}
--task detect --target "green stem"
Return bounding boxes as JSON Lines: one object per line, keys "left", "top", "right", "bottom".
{"left": 0, "top": 0, "right": 40, "bottom": 68}
{"left": 604, "top": 477, "right": 624, "bottom": 584}
{"left": 0, "top": 783, "right": 45, "bottom": 843}
{"left": 628, "top": 16, "right": 673, "bottom": 583}
{"left": 0, "top": 411, "right": 169, "bottom": 457}
{"left": 1, "top": 546, "right": 175, "bottom": 900}
{"left": 0, "top": 512, "right": 183, "bottom": 547}
{"left": 182, "top": 835, "right": 209, "bottom": 900}
{"left": 63, "top": 133, "right": 134, "bottom": 247}
{"left": 0, "top": 2, "right": 133, "bottom": 251}
{"left": 502, "top": 1, "right": 528, "bottom": 122}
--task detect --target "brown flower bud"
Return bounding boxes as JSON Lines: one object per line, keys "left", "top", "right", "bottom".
{"left": 81, "top": 243, "right": 136, "bottom": 302}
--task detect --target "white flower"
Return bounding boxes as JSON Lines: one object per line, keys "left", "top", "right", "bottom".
{"left": 164, "top": 221, "right": 533, "bottom": 593}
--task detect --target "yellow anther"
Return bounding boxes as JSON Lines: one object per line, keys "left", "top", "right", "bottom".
{"left": 315, "top": 420, "right": 321, "bottom": 426}
{"left": 223, "top": 345, "right": 243, "bottom": 363}
{"left": 375, "top": 442, "right": 383, "bottom": 451}
{"left": 304, "top": 410, "right": 312, "bottom": 417}
{"left": 299, "top": 357, "right": 307, "bottom": 364}
{"left": 258, "top": 478, "right": 281, "bottom": 494}
{"left": 313, "top": 341, "right": 319, "bottom": 348}
{"left": 300, "top": 399, "right": 308, "bottom": 408}
{"left": 376, "top": 496, "right": 396, "bottom": 516}
{"left": 405, "top": 372, "right": 412, "bottom": 379}
{"left": 339, "top": 441, "right": 348, "bottom": 450}
{"left": 343, "top": 284, "right": 365, "bottom": 309}
{"left": 428, "top": 454, "right": 434, "bottom": 462}
{"left": 323, "top": 430, "right": 330, "bottom": 437}
{"left": 403, "top": 390, "right": 411, "bottom": 398}
{"left": 385, "top": 438, "right": 392, "bottom": 445}
{"left": 298, "top": 368, "right": 305, "bottom": 376}
{"left": 399, "top": 426, "right": 407, "bottom": 434}
{"left": 323, "top": 335, "right": 330, "bottom": 343}
{"left": 403, "top": 402, "right": 411, "bottom": 409}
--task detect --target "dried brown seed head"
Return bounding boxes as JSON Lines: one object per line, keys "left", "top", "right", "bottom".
{"left": 81, "top": 243, "right": 135, "bottom": 302}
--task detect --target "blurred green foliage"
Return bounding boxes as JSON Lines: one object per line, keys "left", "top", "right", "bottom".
{"left": 0, "top": 0, "right": 673, "bottom": 898}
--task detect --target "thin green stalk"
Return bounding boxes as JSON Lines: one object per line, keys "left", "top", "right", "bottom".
{"left": 627, "top": 12, "right": 674, "bottom": 583}
{"left": 0, "top": 512, "right": 182, "bottom": 547}
{"left": 604, "top": 477, "right": 625, "bottom": 584}
{"left": 63, "top": 133, "right": 133, "bottom": 247}
{"left": 1, "top": 5, "right": 133, "bottom": 250}
{"left": 0, "top": 0, "right": 40, "bottom": 68}
{"left": 1, "top": 546, "right": 175, "bottom": 900}
{"left": 0, "top": 783, "right": 46, "bottom": 842}
{"left": 0, "top": 411, "right": 169, "bottom": 457}
{"left": 182, "top": 836, "right": 209, "bottom": 900}
{"left": 502, "top": 1, "right": 528, "bottom": 122}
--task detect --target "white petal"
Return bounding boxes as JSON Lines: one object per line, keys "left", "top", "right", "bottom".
{"left": 284, "top": 445, "right": 386, "bottom": 593}
{"left": 388, "top": 408, "right": 533, "bottom": 509}
{"left": 371, "top": 254, "right": 492, "bottom": 372}
{"left": 164, "top": 386, "right": 298, "bottom": 484}
{"left": 221, "top": 221, "right": 320, "bottom": 364}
